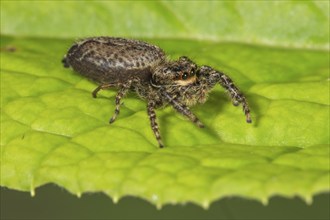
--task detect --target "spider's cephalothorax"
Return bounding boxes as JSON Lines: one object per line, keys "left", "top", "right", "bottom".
{"left": 62, "top": 37, "right": 251, "bottom": 148}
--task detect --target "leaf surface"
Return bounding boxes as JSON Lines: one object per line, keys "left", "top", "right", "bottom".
{"left": 1, "top": 1, "right": 329, "bottom": 208}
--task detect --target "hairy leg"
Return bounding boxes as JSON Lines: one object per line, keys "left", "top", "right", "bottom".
{"left": 199, "top": 65, "right": 252, "bottom": 123}
{"left": 162, "top": 91, "right": 204, "bottom": 128}
{"left": 92, "top": 83, "right": 117, "bottom": 98}
{"left": 109, "top": 80, "right": 132, "bottom": 124}
{"left": 218, "top": 74, "right": 252, "bottom": 123}
{"left": 147, "top": 101, "right": 164, "bottom": 148}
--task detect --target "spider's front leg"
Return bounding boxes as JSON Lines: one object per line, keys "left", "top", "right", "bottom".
{"left": 161, "top": 90, "right": 205, "bottom": 128}
{"left": 199, "top": 66, "right": 252, "bottom": 123}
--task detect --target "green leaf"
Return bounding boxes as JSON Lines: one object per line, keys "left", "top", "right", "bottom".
{"left": 1, "top": 1, "right": 329, "bottom": 208}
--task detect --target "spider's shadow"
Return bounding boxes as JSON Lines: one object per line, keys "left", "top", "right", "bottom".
{"left": 95, "top": 88, "right": 260, "bottom": 147}
{"left": 158, "top": 90, "right": 228, "bottom": 145}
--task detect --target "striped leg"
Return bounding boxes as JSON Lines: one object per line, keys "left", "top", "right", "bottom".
{"left": 162, "top": 92, "right": 204, "bottom": 128}
{"left": 147, "top": 101, "right": 164, "bottom": 148}
{"left": 109, "top": 81, "right": 132, "bottom": 124}
{"left": 198, "top": 66, "right": 252, "bottom": 123}
{"left": 218, "top": 74, "right": 252, "bottom": 123}
{"left": 92, "top": 83, "right": 117, "bottom": 98}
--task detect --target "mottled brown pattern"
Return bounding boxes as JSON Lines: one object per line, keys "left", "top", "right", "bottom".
{"left": 62, "top": 37, "right": 251, "bottom": 148}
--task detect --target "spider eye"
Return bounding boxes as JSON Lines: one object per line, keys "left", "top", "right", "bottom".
{"left": 182, "top": 72, "right": 189, "bottom": 80}
{"left": 190, "top": 70, "right": 195, "bottom": 76}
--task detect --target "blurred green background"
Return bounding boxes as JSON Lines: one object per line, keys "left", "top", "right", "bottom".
{"left": 1, "top": 1, "right": 329, "bottom": 219}
{"left": 1, "top": 185, "right": 329, "bottom": 219}
{"left": 1, "top": 1, "right": 328, "bottom": 47}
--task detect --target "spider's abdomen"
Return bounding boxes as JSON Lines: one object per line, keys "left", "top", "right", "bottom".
{"left": 62, "top": 37, "right": 166, "bottom": 84}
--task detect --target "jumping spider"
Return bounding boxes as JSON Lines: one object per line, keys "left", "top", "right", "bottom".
{"left": 62, "top": 37, "right": 251, "bottom": 148}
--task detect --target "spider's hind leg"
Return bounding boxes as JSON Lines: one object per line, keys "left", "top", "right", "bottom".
{"left": 92, "top": 81, "right": 132, "bottom": 124}
{"left": 109, "top": 80, "right": 132, "bottom": 124}
{"left": 92, "top": 83, "right": 117, "bottom": 98}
